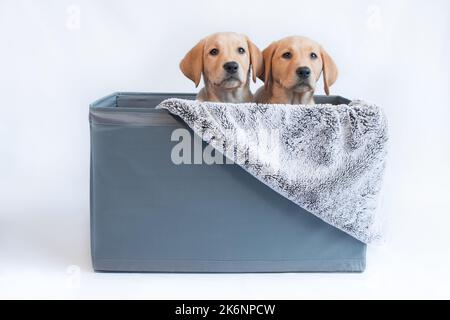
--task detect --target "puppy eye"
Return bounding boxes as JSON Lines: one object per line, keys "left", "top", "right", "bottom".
{"left": 310, "top": 52, "right": 318, "bottom": 59}
{"left": 209, "top": 48, "right": 219, "bottom": 56}
{"left": 238, "top": 47, "right": 246, "bottom": 54}
{"left": 282, "top": 52, "right": 292, "bottom": 59}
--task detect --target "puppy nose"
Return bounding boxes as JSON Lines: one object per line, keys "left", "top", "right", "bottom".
{"left": 296, "top": 67, "right": 311, "bottom": 79}
{"left": 223, "top": 61, "right": 239, "bottom": 74}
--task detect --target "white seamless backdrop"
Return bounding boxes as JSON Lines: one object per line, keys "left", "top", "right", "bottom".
{"left": 0, "top": 0, "right": 449, "bottom": 299}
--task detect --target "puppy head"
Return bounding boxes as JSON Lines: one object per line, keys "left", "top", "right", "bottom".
{"left": 180, "top": 32, "right": 263, "bottom": 89}
{"left": 260, "top": 36, "right": 338, "bottom": 95}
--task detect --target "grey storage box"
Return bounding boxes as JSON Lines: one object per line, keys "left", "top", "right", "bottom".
{"left": 89, "top": 92, "right": 366, "bottom": 273}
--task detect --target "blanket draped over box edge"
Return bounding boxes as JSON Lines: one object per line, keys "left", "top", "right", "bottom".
{"left": 157, "top": 98, "right": 388, "bottom": 244}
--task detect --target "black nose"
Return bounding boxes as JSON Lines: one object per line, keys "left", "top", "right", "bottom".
{"left": 296, "top": 67, "right": 311, "bottom": 79}
{"left": 223, "top": 61, "right": 239, "bottom": 74}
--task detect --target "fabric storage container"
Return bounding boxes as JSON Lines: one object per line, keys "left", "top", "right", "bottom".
{"left": 89, "top": 92, "right": 366, "bottom": 273}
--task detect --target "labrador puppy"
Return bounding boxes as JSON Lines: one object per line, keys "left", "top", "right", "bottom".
{"left": 254, "top": 36, "right": 338, "bottom": 105}
{"left": 180, "top": 32, "right": 263, "bottom": 103}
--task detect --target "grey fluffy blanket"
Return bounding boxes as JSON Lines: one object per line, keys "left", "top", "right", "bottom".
{"left": 157, "top": 98, "right": 388, "bottom": 244}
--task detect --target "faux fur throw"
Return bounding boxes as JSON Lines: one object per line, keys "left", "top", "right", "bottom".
{"left": 157, "top": 99, "right": 388, "bottom": 244}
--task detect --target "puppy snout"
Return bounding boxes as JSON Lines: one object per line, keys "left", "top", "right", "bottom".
{"left": 223, "top": 61, "right": 239, "bottom": 74}
{"left": 296, "top": 67, "right": 311, "bottom": 79}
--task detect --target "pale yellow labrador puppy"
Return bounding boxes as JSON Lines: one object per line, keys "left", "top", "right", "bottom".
{"left": 180, "top": 32, "right": 263, "bottom": 103}
{"left": 254, "top": 36, "right": 338, "bottom": 105}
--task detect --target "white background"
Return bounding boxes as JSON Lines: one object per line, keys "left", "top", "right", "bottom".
{"left": 1, "top": 0, "right": 449, "bottom": 299}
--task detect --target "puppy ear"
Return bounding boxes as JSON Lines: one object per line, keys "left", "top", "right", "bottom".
{"left": 260, "top": 42, "right": 277, "bottom": 88}
{"left": 246, "top": 37, "right": 263, "bottom": 83}
{"left": 180, "top": 39, "right": 205, "bottom": 87}
{"left": 320, "top": 47, "right": 338, "bottom": 95}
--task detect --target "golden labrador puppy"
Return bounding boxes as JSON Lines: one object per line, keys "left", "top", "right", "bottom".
{"left": 254, "top": 36, "right": 338, "bottom": 105}
{"left": 180, "top": 32, "right": 263, "bottom": 103}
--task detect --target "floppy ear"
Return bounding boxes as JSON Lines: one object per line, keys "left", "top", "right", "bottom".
{"left": 246, "top": 37, "right": 263, "bottom": 83}
{"left": 260, "top": 42, "right": 277, "bottom": 88}
{"left": 180, "top": 39, "right": 205, "bottom": 87}
{"left": 320, "top": 47, "right": 338, "bottom": 95}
